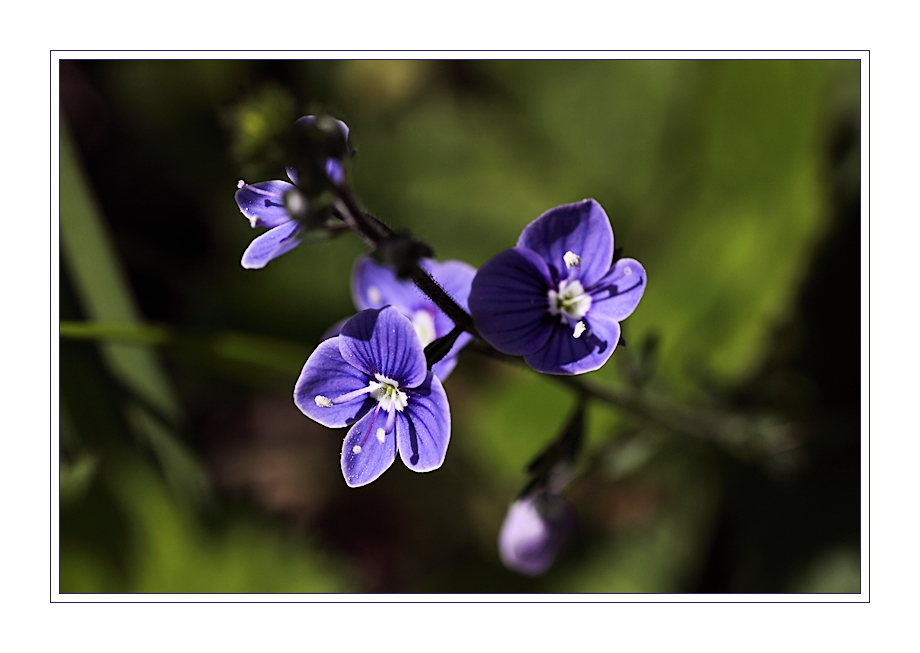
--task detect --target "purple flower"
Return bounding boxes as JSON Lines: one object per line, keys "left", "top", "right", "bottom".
{"left": 234, "top": 176, "right": 304, "bottom": 269}
{"left": 294, "top": 306, "right": 451, "bottom": 487}
{"left": 234, "top": 116, "right": 349, "bottom": 269}
{"left": 469, "top": 199, "right": 646, "bottom": 375}
{"left": 350, "top": 256, "right": 476, "bottom": 380}
{"left": 499, "top": 491, "right": 575, "bottom": 576}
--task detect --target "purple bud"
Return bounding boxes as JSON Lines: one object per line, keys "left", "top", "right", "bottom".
{"left": 325, "top": 158, "right": 345, "bottom": 186}
{"left": 498, "top": 492, "right": 575, "bottom": 576}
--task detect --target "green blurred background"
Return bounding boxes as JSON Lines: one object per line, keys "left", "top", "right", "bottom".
{"left": 59, "top": 59, "right": 861, "bottom": 593}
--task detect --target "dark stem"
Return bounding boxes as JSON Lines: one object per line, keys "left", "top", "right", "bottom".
{"left": 333, "top": 189, "right": 482, "bottom": 340}
{"left": 466, "top": 341, "right": 787, "bottom": 457}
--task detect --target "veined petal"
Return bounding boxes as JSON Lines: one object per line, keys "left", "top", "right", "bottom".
{"left": 396, "top": 372, "right": 450, "bottom": 473}
{"left": 294, "top": 338, "right": 373, "bottom": 428}
{"left": 341, "top": 409, "right": 397, "bottom": 487}
{"left": 241, "top": 221, "right": 301, "bottom": 269}
{"left": 517, "top": 199, "right": 614, "bottom": 288}
{"left": 587, "top": 258, "right": 647, "bottom": 322}
{"left": 469, "top": 247, "right": 555, "bottom": 356}
{"left": 338, "top": 307, "right": 427, "bottom": 388}
{"left": 235, "top": 180, "right": 296, "bottom": 228}
{"left": 523, "top": 314, "right": 620, "bottom": 375}
{"left": 351, "top": 256, "right": 428, "bottom": 313}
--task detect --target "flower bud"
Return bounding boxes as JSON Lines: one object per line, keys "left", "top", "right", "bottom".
{"left": 498, "top": 491, "right": 575, "bottom": 576}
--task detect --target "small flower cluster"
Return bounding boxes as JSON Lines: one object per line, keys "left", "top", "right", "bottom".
{"left": 235, "top": 115, "right": 646, "bottom": 570}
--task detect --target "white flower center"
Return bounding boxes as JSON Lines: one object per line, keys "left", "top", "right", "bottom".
{"left": 411, "top": 310, "right": 437, "bottom": 348}
{"left": 368, "top": 373, "right": 408, "bottom": 412}
{"left": 547, "top": 279, "right": 592, "bottom": 322}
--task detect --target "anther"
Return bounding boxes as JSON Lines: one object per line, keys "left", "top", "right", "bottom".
{"left": 376, "top": 428, "right": 386, "bottom": 443}
{"left": 573, "top": 321, "right": 587, "bottom": 339}
{"left": 315, "top": 395, "right": 333, "bottom": 408}
{"left": 237, "top": 179, "right": 246, "bottom": 189}
{"left": 352, "top": 445, "right": 362, "bottom": 454}
{"left": 564, "top": 251, "right": 581, "bottom": 269}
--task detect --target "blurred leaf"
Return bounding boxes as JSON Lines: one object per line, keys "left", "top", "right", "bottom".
{"left": 61, "top": 460, "right": 354, "bottom": 593}
{"left": 60, "top": 122, "right": 209, "bottom": 505}
{"left": 124, "top": 403, "right": 210, "bottom": 508}
{"left": 60, "top": 454, "right": 99, "bottom": 505}
{"left": 60, "top": 320, "right": 169, "bottom": 345}
{"left": 627, "top": 61, "right": 843, "bottom": 392}
{"left": 788, "top": 547, "right": 860, "bottom": 593}
{"left": 603, "top": 433, "right": 662, "bottom": 481}
{"left": 209, "top": 330, "right": 311, "bottom": 376}
{"left": 60, "top": 122, "right": 181, "bottom": 420}
{"left": 551, "top": 446, "right": 721, "bottom": 592}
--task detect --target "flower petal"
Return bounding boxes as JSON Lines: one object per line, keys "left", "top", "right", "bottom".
{"left": 235, "top": 180, "right": 297, "bottom": 228}
{"left": 353, "top": 257, "right": 476, "bottom": 380}
{"left": 517, "top": 199, "right": 614, "bottom": 288}
{"left": 341, "top": 408, "right": 397, "bottom": 487}
{"left": 338, "top": 307, "right": 427, "bottom": 388}
{"left": 469, "top": 247, "right": 555, "bottom": 356}
{"left": 523, "top": 312, "right": 621, "bottom": 375}
{"left": 319, "top": 316, "right": 350, "bottom": 342}
{"left": 351, "top": 256, "right": 428, "bottom": 313}
{"left": 241, "top": 221, "right": 301, "bottom": 269}
{"left": 397, "top": 372, "right": 450, "bottom": 473}
{"left": 293, "top": 338, "right": 373, "bottom": 428}
{"left": 430, "top": 353, "right": 459, "bottom": 381}
{"left": 587, "top": 258, "right": 647, "bottom": 322}
{"left": 325, "top": 158, "right": 345, "bottom": 186}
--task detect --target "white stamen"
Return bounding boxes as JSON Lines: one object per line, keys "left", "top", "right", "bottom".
{"left": 564, "top": 251, "right": 582, "bottom": 269}
{"left": 370, "top": 373, "right": 409, "bottom": 412}
{"left": 367, "top": 286, "right": 382, "bottom": 305}
{"left": 573, "top": 321, "right": 587, "bottom": 339}
{"left": 237, "top": 179, "right": 246, "bottom": 189}
{"left": 352, "top": 445, "right": 362, "bottom": 454}
{"left": 376, "top": 428, "right": 386, "bottom": 443}
{"left": 547, "top": 279, "right": 592, "bottom": 322}
{"left": 624, "top": 266, "right": 632, "bottom": 275}
{"left": 315, "top": 395, "right": 333, "bottom": 408}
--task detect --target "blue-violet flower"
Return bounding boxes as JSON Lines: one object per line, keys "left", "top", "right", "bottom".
{"left": 469, "top": 199, "right": 646, "bottom": 375}
{"left": 294, "top": 306, "right": 451, "bottom": 487}
{"left": 499, "top": 491, "right": 575, "bottom": 576}
{"left": 350, "top": 256, "right": 476, "bottom": 380}
{"left": 234, "top": 116, "right": 349, "bottom": 269}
